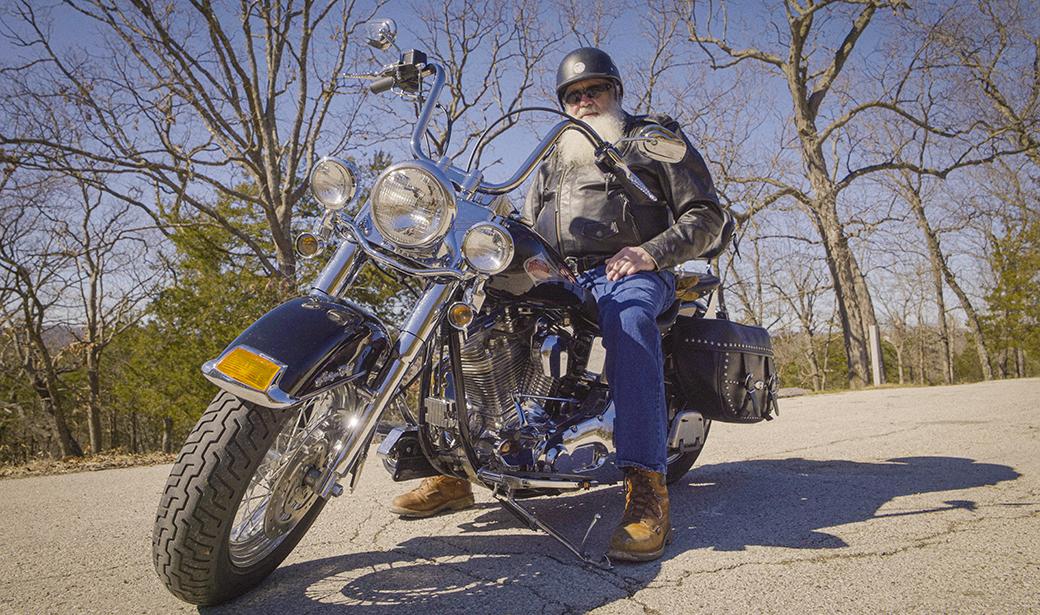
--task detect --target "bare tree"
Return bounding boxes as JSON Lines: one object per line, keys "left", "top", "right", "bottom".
{"left": 680, "top": 0, "right": 1011, "bottom": 386}
{"left": 0, "top": 176, "right": 83, "bottom": 457}
{"left": 402, "top": 0, "right": 565, "bottom": 171}
{"left": 876, "top": 90, "right": 995, "bottom": 381}
{"left": 923, "top": 0, "right": 1040, "bottom": 167}
{"left": 554, "top": 0, "right": 633, "bottom": 49}
{"left": 51, "top": 173, "right": 160, "bottom": 453}
{"left": 1, "top": 0, "right": 385, "bottom": 283}
{"left": 769, "top": 253, "right": 833, "bottom": 390}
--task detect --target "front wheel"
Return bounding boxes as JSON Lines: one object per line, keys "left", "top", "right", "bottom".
{"left": 152, "top": 387, "right": 367, "bottom": 605}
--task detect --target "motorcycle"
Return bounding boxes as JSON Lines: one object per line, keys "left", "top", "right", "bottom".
{"left": 152, "top": 22, "right": 743, "bottom": 606}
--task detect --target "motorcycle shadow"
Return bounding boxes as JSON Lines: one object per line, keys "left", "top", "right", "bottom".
{"left": 202, "top": 455, "right": 1018, "bottom": 614}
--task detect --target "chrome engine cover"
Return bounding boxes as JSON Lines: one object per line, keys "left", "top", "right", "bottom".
{"left": 458, "top": 312, "right": 556, "bottom": 463}
{"left": 544, "top": 403, "right": 614, "bottom": 474}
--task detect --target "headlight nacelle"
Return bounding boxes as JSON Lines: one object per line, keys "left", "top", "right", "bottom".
{"left": 370, "top": 161, "right": 456, "bottom": 249}
{"left": 462, "top": 222, "right": 514, "bottom": 274}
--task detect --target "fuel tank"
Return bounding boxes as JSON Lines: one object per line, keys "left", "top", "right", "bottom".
{"left": 486, "top": 218, "right": 591, "bottom": 310}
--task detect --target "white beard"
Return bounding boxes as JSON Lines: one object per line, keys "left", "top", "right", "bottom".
{"left": 556, "top": 107, "right": 625, "bottom": 168}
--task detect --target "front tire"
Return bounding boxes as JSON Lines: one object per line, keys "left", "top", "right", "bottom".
{"left": 152, "top": 392, "right": 328, "bottom": 605}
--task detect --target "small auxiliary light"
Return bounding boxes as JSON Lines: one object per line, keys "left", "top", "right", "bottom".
{"left": 447, "top": 302, "right": 475, "bottom": 330}
{"left": 294, "top": 232, "right": 323, "bottom": 259}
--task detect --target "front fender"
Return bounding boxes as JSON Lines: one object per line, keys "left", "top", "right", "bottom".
{"left": 202, "top": 296, "right": 391, "bottom": 408}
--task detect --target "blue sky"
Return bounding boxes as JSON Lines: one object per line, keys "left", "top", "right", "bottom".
{"left": 2, "top": 0, "right": 1016, "bottom": 328}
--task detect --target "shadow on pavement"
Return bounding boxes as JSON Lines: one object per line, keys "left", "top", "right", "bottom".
{"left": 202, "top": 456, "right": 1019, "bottom": 614}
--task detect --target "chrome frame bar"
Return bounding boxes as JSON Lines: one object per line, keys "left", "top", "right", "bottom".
{"left": 403, "top": 63, "right": 602, "bottom": 197}
{"left": 410, "top": 64, "right": 445, "bottom": 165}
{"left": 336, "top": 217, "right": 470, "bottom": 281}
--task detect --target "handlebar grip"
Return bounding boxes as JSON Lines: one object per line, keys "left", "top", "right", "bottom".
{"left": 369, "top": 76, "right": 396, "bottom": 94}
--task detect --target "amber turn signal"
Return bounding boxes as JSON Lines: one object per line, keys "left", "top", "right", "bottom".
{"left": 215, "top": 347, "right": 282, "bottom": 391}
{"left": 294, "top": 232, "right": 323, "bottom": 259}
{"left": 447, "top": 302, "right": 474, "bottom": 330}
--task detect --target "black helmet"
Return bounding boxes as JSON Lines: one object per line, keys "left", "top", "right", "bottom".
{"left": 555, "top": 47, "right": 623, "bottom": 106}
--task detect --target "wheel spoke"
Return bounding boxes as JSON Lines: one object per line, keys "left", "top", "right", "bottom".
{"left": 228, "top": 384, "right": 367, "bottom": 568}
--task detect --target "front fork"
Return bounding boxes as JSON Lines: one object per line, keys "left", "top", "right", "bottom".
{"left": 310, "top": 239, "right": 458, "bottom": 498}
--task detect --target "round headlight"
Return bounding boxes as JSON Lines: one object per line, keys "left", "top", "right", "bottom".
{"left": 462, "top": 222, "right": 514, "bottom": 274}
{"left": 370, "top": 162, "right": 455, "bottom": 248}
{"left": 309, "top": 157, "right": 358, "bottom": 210}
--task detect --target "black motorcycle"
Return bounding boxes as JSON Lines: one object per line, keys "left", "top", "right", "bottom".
{"left": 152, "top": 22, "right": 776, "bottom": 606}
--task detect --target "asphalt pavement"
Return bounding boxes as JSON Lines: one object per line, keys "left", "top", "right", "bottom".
{"left": 1, "top": 378, "right": 1037, "bottom": 614}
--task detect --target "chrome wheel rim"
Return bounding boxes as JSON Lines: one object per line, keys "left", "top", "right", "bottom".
{"left": 228, "top": 385, "right": 367, "bottom": 568}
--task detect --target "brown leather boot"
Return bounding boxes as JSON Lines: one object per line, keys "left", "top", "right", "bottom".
{"left": 607, "top": 468, "right": 671, "bottom": 562}
{"left": 389, "top": 474, "right": 475, "bottom": 518}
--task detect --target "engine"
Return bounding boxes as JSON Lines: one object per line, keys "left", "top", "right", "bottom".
{"left": 458, "top": 310, "right": 557, "bottom": 463}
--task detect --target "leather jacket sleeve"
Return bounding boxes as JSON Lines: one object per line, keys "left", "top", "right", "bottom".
{"left": 638, "top": 120, "right": 726, "bottom": 270}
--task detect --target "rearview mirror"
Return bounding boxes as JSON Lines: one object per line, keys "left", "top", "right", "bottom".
{"left": 622, "top": 125, "right": 687, "bottom": 163}
{"left": 365, "top": 18, "right": 397, "bottom": 51}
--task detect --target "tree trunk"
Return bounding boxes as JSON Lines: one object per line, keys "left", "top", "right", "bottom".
{"left": 162, "top": 417, "right": 174, "bottom": 453}
{"left": 821, "top": 309, "right": 837, "bottom": 391}
{"left": 906, "top": 189, "right": 958, "bottom": 384}
{"left": 86, "top": 353, "right": 103, "bottom": 454}
{"left": 30, "top": 373, "right": 83, "bottom": 458}
{"left": 895, "top": 343, "right": 905, "bottom": 384}
{"left": 929, "top": 236, "right": 994, "bottom": 380}
{"left": 782, "top": 37, "right": 877, "bottom": 388}
{"left": 809, "top": 199, "right": 872, "bottom": 387}
{"left": 130, "top": 411, "right": 139, "bottom": 454}
{"left": 806, "top": 332, "right": 823, "bottom": 391}
{"left": 109, "top": 408, "right": 119, "bottom": 450}
{"left": 917, "top": 331, "right": 926, "bottom": 385}
{"left": 850, "top": 257, "right": 884, "bottom": 384}
{"left": 790, "top": 99, "right": 873, "bottom": 387}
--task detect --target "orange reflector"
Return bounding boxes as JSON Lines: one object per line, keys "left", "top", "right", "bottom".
{"left": 447, "top": 302, "right": 474, "bottom": 329}
{"left": 215, "top": 347, "right": 281, "bottom": 391}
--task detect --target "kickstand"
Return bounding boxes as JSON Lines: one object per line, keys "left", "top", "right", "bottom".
{"left": 494, "top": 487, "right": 613, "bottom": 570}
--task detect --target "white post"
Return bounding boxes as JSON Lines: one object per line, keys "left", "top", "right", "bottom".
{"left": 869, "top": 324, "right": 884, "bottom": 386}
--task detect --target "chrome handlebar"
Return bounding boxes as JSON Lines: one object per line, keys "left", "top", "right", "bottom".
{"left": 406, "top": 63, "right": 645, "bottom": 199}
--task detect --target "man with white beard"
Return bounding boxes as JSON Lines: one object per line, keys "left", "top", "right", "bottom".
{"left": 390, "top": 47, "right": 725, "bottom": 563}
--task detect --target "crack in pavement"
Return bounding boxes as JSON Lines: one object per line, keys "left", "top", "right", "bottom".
{"left": 745, "top": 424, "right": 935, "bottom": 460}
{"left": 0, "top": 563, "right": 130, "bottom": 588}
{"left": 368, "top": 512, "right": 398, "bottom": 548}
{"left": 641, "top": 508, "right": 1040, "bottom": 594}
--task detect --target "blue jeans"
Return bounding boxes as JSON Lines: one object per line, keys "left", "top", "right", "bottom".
{"left": 576, "top": 265, "right": 676, "bottom": 475}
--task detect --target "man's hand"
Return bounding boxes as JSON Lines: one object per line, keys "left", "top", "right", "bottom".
{"left": 605, "top": 246, "right": 657, "bottom": 281}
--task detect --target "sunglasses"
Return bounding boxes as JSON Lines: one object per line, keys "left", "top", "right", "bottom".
{"left": 563, "top": 82, "right": 614, "bottom": 106}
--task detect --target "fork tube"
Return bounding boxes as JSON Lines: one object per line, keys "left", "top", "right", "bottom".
{"left": 319, "top": 281, "right": 458, "bottom": 496}
{"left": 311, "top": 240, "right": 364, "bottom": 298}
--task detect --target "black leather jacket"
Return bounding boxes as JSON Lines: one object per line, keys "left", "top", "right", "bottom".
{"left": 522, "top": 113, "right": 725, "bottom": 270}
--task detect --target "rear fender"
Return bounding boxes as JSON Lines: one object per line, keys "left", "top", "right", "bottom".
{"left": 202, "top": 296, "right": 391, "bottom": 408}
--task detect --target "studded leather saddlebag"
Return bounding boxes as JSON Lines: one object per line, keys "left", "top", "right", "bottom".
{"left": 670, "top": 315, "right": 779, "bottom": 423}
